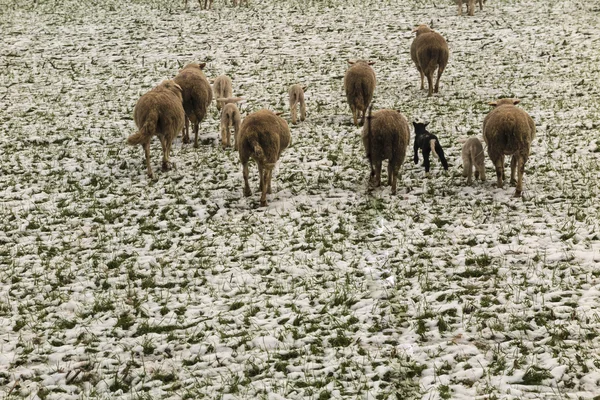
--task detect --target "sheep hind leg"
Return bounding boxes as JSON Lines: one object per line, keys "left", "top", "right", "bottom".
{"left": 434, "top": 67, "right": 444, "bottom": 94}
{"left": 143, "top": 141, "right": 153, "bottom": 179}
{"left": 242, "top": 163, "right": 251, "bottom": 197}
{"left": 514, "top": 156, "right": 527, "bottom": 197}
{"left": 493, "top": 156, "right": 504, "bottom": 189}
{"left": 193, "top": 121, "right": 199, "bottom": 149}
{"left": 457, "top": 0, "right": 462, "bottom": 15}
{"left": 464, "top": 158, "right": 473, "bottom": 184}
{"left": 300, "top": 100, "right": 306, "bottom": 121}
{"left": 417, "top": 68, "right": 425, "bottom": 90}
{"left": 426, "top": 72, "right": 434, "bottom": 97}
{"left": 260, "top": 168, "right": 272, "bottom": 207}
{"left": 510, "top": 156, "right": 518, "bottom": 185}
{"left": 182, "top": 116, "right": 190, "bottom": 144}
{"left": 351, "top": 107, "right": 358, "bottom": 127}
{"left": 359, "top": 109, "right": 366, "bottom": 126}
{"left": 290, "top": 101, "right": 297, "bottom": 124}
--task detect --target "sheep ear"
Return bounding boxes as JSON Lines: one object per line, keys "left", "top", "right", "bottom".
{"left": 412, "top": 121, "right": 418, "bottom": 128}
{"left": 302, "top": 86, "right": 308, "bottom": 92}
{"left": 424, "top": 122, "right": 429, "bottom": 127}
{"left": 173, "top": 83, "right": 183, "bottom": 92}
{"left": 512, "top": 99, "right": 521, "bottom": 105}
{"left": 488, "top": 101, "right": 498, "bottom": 106}
{"left": 367, "top": 61, "right": 376, "bottom": 65}
{"left": 274, "top": 111, "right": 284, "bottom": 116}
{"left": 198, "top": 62, "right": 206, "bottom": 69}
{"left": 347, "top": 60, "right": 355, "bottom": 65}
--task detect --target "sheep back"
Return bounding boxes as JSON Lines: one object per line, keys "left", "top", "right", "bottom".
{"left": 173, "top": 63, "right": 212, "bottom": 124}
{"left": 344, "top": 61, "right": 376, "bottom": 113}
{"left": 410, "top": 29, "right": 449, "bottom": 74}
{"left": 238, "top": 109, "right": 290, "bottom": 165}
{"left": 362, "top": 109, "right": 410, "bottom": 165}
{"left": 483, "top": 102, "right": 536, "bottom": 157}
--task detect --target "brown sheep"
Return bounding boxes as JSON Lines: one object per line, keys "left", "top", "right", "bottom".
{"left": 173, "top": 62, "right": 213, "bottom": 148}
{"left": 213, "top": 75, "right": 233, "bottom": 111}
{"left": 344, "top": 60, "right": 376, "bottom": 126}
{"left": 238, "top": 109, "right": 291, "bottom": 207}
{"left": 288, "top": 84, "right": 307, "bottom": 125}
{"left": 410, "top": 25, "right": 449, "bottom": 97}
{"left": 363, "top": 106, "right": 410, "bottom": 194}
{"left": 127, "top": 80, "right": 185, "bottom": 179}
{"left": 217, "top": 97, "right": 244, "bottom": 149}
{"left": 483, "top": 98, "right": 536, "bottom": 197}
{"left": 457, "top": 0, "right": 483, "bottom": 16}
{"left": 184, "top": 0, "right": 212, "bottom": 9}
{"left": 461, "top": 137, "right": 486, "bottom": 184}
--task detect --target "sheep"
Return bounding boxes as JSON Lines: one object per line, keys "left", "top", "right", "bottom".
{"left": 173, "top": 62, "right": 213, "bottom": 148}
{"left": 344, "top": 60, "right": 376, "bottom": 126}
{"left": 461, "top": 137, "right": 486, "bottom": 184}
{"left": 184, "top": 0, "right": 212, "bottom": 9}
{"left": 288, "top": 84, "right": 307, "bottom": 125}
{"left": 127, "top": 80, "right": 185, "bottom": 179}
{"left": 412, "top": 122, "right": 449, "bottom": 174}
{"left": 362, "top": 106, "right": 410, "bottom": 194}
{"left": 483, "top": 98, "right": 536, "bottom": 197}
{"left": 238, "top": 109, "right": 291, "bottom": 207}
{"left": 217, "top": 97, "right": 244, "bottom": 149}
{"left": 457, "top": 0, "right": 483, "bottom": 16}
{"left": 410, "top": 25, "right": 449, "bottom": 97}
{"left": 213, "top": 75, "right": 233, "bottom": 111}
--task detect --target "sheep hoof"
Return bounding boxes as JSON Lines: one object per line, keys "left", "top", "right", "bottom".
{"left": 161, "top": 162, "right": 173, "bottom": 171}
{"left": 183, "top": 136, "right": 190, "bottom": 144}
{"left": 513, "top": 190, "right": 522, "bottom": 198}
{"left": 244, "top": 188, "right": 252, "bottom": 197}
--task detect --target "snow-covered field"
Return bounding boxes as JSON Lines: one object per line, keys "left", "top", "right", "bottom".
{"left": 1, "top": 0, "right": 600, "bottom": 398}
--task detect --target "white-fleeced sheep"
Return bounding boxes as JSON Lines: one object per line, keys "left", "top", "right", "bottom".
{"left": 288, "top": 84, "right": 307, "bottom": 125}
{"left": 213, "top": 75, "right": 233, "bottom": 111}
{"left": 218, "top": 97, "right": 244, "bottom": 149}
{"left": 461, "top": 137, "right": 486, "bottom": 184}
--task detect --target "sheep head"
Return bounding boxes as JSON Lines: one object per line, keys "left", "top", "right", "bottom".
{"left": 488, "top": 98, "right": 520, "bottom": 107}
{"left": 412, "top": 24, "right": 433, "bottom": 36}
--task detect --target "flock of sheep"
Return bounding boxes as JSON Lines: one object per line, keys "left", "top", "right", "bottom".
{"left": 127, "top": 1, "right": 536, "bottom": 206}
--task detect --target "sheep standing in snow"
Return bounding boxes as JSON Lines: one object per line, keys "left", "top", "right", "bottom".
{"left": 238, "top": 109, "right": 291, "bottom": 207}
{"left": 344, "top": 60, "right": 376, "bottom": 126}
{"left": 412, "top": 122, "right": 449, "bottom": 174}
{"left": 218, "top": 97, "right": 244, "bottom": 149}
{"left": 457, "top": 0, "right": 483, "bottom": 16}
{"left": 363, "top": 106, "right": 410, "bottom": 194}
{"left": 410, "top": 25, "right": 449, "bottom": 97}
{"left": 173, "top": 63, "right": 213, "bottom": 148}
{"left": 288, "top": 84, "right": 307, "bottom": 125}
{"left": 184, "top": 0, "right": 212, "bottom": 9}
{"left": 461, "top": 137, "right": 486, "bottom": 184}
{"left": 127, "top": 80, "right": 185, "bottom": 179}
{"left": 483, "top": 98, "right": 536, "bottom": 197}
{"left": 213, "top": 75, "right": 233, "bottom": 111}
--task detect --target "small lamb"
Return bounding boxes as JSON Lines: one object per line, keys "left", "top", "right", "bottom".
{"left": 218, "top": 97, "right": 244, "bottom": 149}
{"left": 238, "top": 109, "right": 291, "bottom": 207}
{"left": 457, "top": 0, "right": 483, "bottom": 16}
{"left": 213, "top": 75, "right": 233, "bottom": 111}
{"left": 173, "top": 62, "right": 213, "bottom": 148}
{"left": 461, "top": 137, "right": 486, "bottom": 184}
{"left": 344, "top": 59, "right": 376, "bottom": 126}
{"left": 363, "top": 106, "right": 410, "bottom": 194}
{"left": 412, "top": 122, "right": 449, "bottom": 174}
{"left": 127, "top": 80, "right": 185, "bottom": 179}
{"left": 410, "top": 25, "right": 449, "bottom": 97}
{"left": 288, "top": 84, "right": 307, "bottom": 125}
{"left": 483, "top": 98, "right": 536, "bottom": 197}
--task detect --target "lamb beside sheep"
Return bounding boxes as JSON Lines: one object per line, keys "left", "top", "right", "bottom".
{"left": 218, "top": 97, "right": 244, "bottom": 149}
{"left": 213, "top": 75, "right": 233, "bottom": 111}
{"left": 288, "top": 84, "right": 307, "bottom": 125}
{"left": 127, "top": 80, "right": 185, "bottom": 179}
{"left": 410, "top": 25, "right": 449, "bottom": 97}
{"left": 238, "top": 109, "right": 291, "bottom": 207}
{"left": 363, "top": 106, "right": 410, "bottom": 194}
{"left": 483, "top": 98, "right": 536, "bottom": 197}
{"left": 344, "top": 60, "right": 376, "bottom": 126}
{"left": 457, "top": 0, "right": 483, "bottom": 16}
{"left": 461, "top": 137, "right": 486, "bottom": 184}
{"left": 173, "top": 63, "right": 213, "bottom": 148}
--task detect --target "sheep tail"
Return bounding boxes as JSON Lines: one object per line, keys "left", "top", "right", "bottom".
{"left": 250, "top": 139, "right": 266, "bottom": 165}
{"left": 429, "top": 138, "right": 439, "bottom": 159}
{"left": 367, "top": 104, "right": 374, "bottom": 178}
{"left": 127, "top": 113, "right": 156, "bottom": 145}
